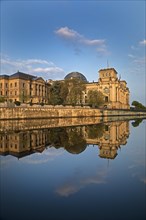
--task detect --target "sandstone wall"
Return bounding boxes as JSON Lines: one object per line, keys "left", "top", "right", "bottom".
{"left": 0, "top": 106, "right": 146, "bottom": 120}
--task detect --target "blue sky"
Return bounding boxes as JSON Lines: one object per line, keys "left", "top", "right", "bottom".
{"left": 0, "top": 0, "right": 146, "bottom": 104}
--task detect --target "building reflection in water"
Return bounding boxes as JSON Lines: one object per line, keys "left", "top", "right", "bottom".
{"left": 90, "top": 121, "right": 129, "bottom": 159}
{"left": 0, "top": 120, "right": 130, "bottom": 160}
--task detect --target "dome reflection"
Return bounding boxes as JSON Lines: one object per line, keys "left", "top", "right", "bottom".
{"left": 0, "top": 120, "right": 131, "bottom": 160}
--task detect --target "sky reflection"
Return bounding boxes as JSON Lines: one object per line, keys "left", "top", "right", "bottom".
{"left": 0, "top": 118, "right": 146, "bottom": 220}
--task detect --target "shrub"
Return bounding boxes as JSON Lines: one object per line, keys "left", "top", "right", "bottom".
{"left": 14, "top": 101, "right": 21, "bottom": 106}
{"left": 0, "top": 96, "right": 5, "bottom": 103}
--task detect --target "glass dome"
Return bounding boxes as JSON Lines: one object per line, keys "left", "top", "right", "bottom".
{"left": 64, "top": 71, "right": 88, "bottom": 82}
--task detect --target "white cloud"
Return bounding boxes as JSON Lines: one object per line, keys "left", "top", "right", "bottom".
{"left": 0, "top": 156, "right": 17, "bottom": 169}
{"left": 23, "top": 59, "right": 54, "bottom": 65}
{"left": 1, "top": 55, "right": 65, "bottom": 80}
{"left": 128, "top": 40, "right": 146, "bottom": 74}
{"left": 131, "top": 45, "right": 138, "bottom": 50}
{"left": 128, "top": 54, "right": 136, "bottom": 58}
{"left": 56, "top": 185, "right": 79, "bottom": 197}
{"left": 55, "top": 168, "right": 107, "bottom": 197}
{"left": 55, "top": 27, "right": 80, "bottom": 39}
{"left": 55, "top": 26, "right": 107, "bottom": 55}
{"left": 139, "top": 39, "right": 146, "bottom": 45}
{"left": 141, "top": 178, "right": 146, "bottom": 184}
{"left": 82, "top": 39, "right": 105, "bottom": 46}
{"left": 33, "top": 67, "right": 64, "bottom": 74}
{"left": 21, "top": 147, "right": 64, "bottom": 164}
{"left": 96, "top": 47, "right": 109, "bottom": 56}
{"left": 133, "top": 57, "right": 146, "bottom": 65}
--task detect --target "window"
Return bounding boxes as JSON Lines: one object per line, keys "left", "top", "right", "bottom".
{"left": 104, "top": 87, "right": 109, "bottom": 94}
{"left": 105, "top": 125, "right": 109, "bottom": 131}
{"left": 105, "top": 96, "right": 108, "bottom": 102}
{"left": 10, "top": 83, "right": 12, "bottom": 88}
{"left": 104, "top": 134, "right": 110, "bottom": 140}
{"left": 15, "top": 91, "right": 17, "bottom": 95}
{"left": 15, "top": 82, "right": 17, "bottom": 87}
{"left": 5, "top": 83, "right": 8, "bottom": 88}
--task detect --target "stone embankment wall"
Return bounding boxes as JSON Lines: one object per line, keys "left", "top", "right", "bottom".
{"left": 102, "top": 109, "right": 146, "bottom": 117}
{"left": 0, "top": 106, "right": 146, "bottom": 120}
{"left": 0, "top": 106, "right": 102, "bottom": 119}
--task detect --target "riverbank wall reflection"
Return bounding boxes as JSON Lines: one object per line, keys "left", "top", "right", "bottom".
{"left": 0, "top": 119, "right": 131, "bottom": 160}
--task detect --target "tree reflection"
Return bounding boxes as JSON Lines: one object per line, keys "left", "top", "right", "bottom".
{"left": 86, "top": 124, "right": 104, "bottom": 139}
{"left": 131, "top": 119, "right": 143, "bottom": 127}
{"left": 48, "top": 127, "right": 87, "bottom": 154}
{"left": 64, "top": 128, "right": 87, "bottom": 154}
{"left": 48, "top": 128, "right": 69, "bottom": 148}
{"left": 0, "top": 121, "right": 131, "bottom": 159}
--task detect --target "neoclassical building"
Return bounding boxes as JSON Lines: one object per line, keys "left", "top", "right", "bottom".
{"left": 89, "top": 68, "right": 130, "bottom": 109}
{"left": 65, "top": 68, "right": 130, "bottom": 109}
{"left": 0, "top": 67, "right": 130, "bottom": 108}
{"left": 0, "top": 71, "right": 50, "bottom": 103}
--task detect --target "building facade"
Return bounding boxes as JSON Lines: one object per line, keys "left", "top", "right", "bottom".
{"left": 0, "top": 71, "right": 50, "bottom": 103}
{"left": 85, "top": 68, "right": 130, "bottom": 109}
{"left": 0, "top": 67, "right": 130, "bottom": 108}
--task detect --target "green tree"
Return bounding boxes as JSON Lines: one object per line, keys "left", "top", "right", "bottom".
{"left": 65, "top": 78, "right": 86, "bottom": 105}
{"left": 0, "top": 96, "right": 5, "bottom": 103}
{"left": 49, "top": 81, "right": 69, "bottom": 105}
{"left": 49, "top": 81, "right": 62, "bottom": 105}
{"left": 131, "top": 101, "right": 146, "bottom": 110}
{"left": 60, "top": 81, "right": 69, "bottom": 105}
{"left": 87, "top": 90, "right": 105, "bottom": 107}
{"left": 48, "top": 78, "right": 86, "bottom": 106}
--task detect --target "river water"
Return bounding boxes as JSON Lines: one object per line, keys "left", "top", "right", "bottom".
{"left": 0, "top": 117, "right": 146, "bottom": 220}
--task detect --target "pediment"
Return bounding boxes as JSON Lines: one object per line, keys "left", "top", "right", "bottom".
{"left": 34, "top": 77, "right": 45, "bottom": 83}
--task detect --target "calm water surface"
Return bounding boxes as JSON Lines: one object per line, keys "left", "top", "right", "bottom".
{"left": 0, "top": 118, "right": 146, "bottom": 220}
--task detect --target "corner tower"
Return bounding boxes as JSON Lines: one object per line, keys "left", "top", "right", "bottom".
{"left": 97, "top": 67, "right": 130, "bottom": 109}
{"left": 99, "top": 68, "right": 118, "bottom": 82}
